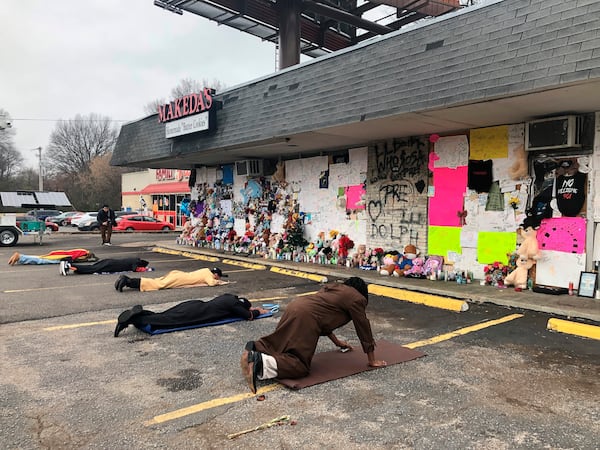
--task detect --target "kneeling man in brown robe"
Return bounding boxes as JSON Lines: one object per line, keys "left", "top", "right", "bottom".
{"left": 241, "top": 276, "right": 387, "bottom": 393}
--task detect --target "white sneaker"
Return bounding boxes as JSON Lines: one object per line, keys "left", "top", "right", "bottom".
{"left": 59, "top": 261, "right": 67, "bottom": 276}
{"left": 104, "top": 242, "right": 112, "bottom": 246}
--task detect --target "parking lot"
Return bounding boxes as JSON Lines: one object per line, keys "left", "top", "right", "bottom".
{"left": 1, "top": 233, "right": 599, "bottom": 449}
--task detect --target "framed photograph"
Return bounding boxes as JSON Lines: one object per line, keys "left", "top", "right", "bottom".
{"left": 577, "top": 271, "right": 597, "bottom": 298}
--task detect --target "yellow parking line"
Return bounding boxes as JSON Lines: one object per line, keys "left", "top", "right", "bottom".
{"left": 547, "top": 318, "right": 600, "bottom": 341}
{"left": 221, "top": 259, "right": 267, "bottom": 270}
{"left": 404, "top": 313, "right": 524, "bottom": 349}
{"left": 152, "top": 247, "right": 219, "bottom": 262}
{"left": 180, "top": 252, "right": 219, "bottom": 262}
{"left": 368, "top": 284, "right": 469, "bottom": 312}
{"left": 44, "top": 320, "right": 115, "bottom": 331}
{"left": 144, "top": 313, "right": 523, "bottom": 426}
{"left": 144, "top": 383, "right": 283, "bottom": 426}
{"left": 270, "top": 267, "right": 328, "bottom": 283}
{"left": 4, "top": 282, "right": 109, "bottom": 293}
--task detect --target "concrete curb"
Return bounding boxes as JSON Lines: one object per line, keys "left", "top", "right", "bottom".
{"left": 369, "top": 284, "right": 469, "bottom": 312}
{"left": 546, "top": 318, "right": 600, "bottom": 341}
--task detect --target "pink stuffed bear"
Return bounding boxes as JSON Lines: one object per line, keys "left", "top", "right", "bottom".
{"left": 404, "top": 257, "right": 425, "bottom": 278}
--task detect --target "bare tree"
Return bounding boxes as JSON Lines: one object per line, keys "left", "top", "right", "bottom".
{"left": 74, "top": 153, "right": 124, "bottom": 210}
{"left": 143, "top": 77, "right": 226, "bottom": 116}
{"left": 143, "top": 97, "right": 167, "bottom": 116}
{"left": 45, "top": 113, "right": 119, "bottom": 176}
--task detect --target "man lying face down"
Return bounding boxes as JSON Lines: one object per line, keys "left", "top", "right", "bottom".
{"left": 114, "top": 267, "right": 229, "bottom": 292}
{"left": 114, "top": 293, "right": 270, "bottom": 337}
{"left": 59, "top": 257, "right": 151, "bottom": 275}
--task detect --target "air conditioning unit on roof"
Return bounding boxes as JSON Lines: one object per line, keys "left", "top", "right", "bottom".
{"left": 525, "top": 115, "right": 582, "bottom": 151}
{"left": 235, "top": 160, "right": 263, "bottom": 177}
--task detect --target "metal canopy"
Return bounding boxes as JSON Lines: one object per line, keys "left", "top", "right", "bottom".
{"left": 154, "top": 0, "right": 461, "bottom": 62}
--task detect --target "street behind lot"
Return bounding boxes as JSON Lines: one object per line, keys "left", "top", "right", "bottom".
{"left": 1, "top": 233, "right": 599, "bottom": 449}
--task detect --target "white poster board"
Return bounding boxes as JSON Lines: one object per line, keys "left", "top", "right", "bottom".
{"left": 535, "top": 250, "right": 586, "bottom": 289}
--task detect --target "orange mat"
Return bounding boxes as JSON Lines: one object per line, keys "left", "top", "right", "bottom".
{"left": 277, "top": 339, "right": 426, "bottom": 390}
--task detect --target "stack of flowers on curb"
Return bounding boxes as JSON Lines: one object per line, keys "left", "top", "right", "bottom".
{"left": 483, "top": 261, "right": 508, "bottom": 286}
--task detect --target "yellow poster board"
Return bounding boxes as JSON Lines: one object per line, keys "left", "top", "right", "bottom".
{"left": 428, "top": 226, "right": 462, "bottom": 259}
{"left": 477, "top": 231, "right": 516, "bottom": 265}
{"left": 470, "top": 125, "right": 509, "bottom": 160}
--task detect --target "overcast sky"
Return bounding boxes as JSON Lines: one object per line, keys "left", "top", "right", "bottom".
{"left": 0, "top": 0, "right": 281, "bottom": 167}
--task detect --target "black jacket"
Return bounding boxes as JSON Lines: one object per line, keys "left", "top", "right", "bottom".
{"left": 97, "top": 208, "right": 117, "bottom": 226}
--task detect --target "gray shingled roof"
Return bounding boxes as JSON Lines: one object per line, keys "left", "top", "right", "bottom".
{"left": 112, "top": 0, "right": 600, "bottom": 168}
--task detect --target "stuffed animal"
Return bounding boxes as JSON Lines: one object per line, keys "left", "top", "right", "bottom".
{"left": 404, "top": 257, "right": 425, "bottom": 278}
{"left": 396, "top": 244, "right": 418, "bottom": 276}
{"left": 517, "top": 224, "right": 540, "bottom": 261}
{"left": 380, "top": 253, "right": 400, "bottom": 276}
{"left": 504, "top": 254, "right": 535, "bottom": 290}
{"left": 422, "top": 255, "right": 443, "bottom": 278}
{"left": 352, "top": 244, "right": 367, "bottom": 267}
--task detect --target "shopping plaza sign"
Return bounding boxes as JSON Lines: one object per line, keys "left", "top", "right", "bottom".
{"left": 158, "top": 88, "right": 216, "bottom": 138}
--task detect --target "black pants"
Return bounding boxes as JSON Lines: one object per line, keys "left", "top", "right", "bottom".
{"left": 71, "top": 257, "right": 143, "bottom": 274}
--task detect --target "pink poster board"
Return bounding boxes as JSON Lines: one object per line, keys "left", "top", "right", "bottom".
{"left": 537, "top": 217, "right": 586, "bottom": 254}
{"left": 428, "top": 166, "right": 468, "bottom": 227}
{"left": 345, "top": 185, "right": 366, "bottom": 210}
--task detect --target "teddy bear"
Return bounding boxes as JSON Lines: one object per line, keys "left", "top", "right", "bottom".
{"left": 380, "top": 253, "right": 400, "bottom": 276}
{"left": 516, "top": 223, "right": 540, "bottom": 261}
{"left": 404, "top": 257, "right": 425, "bottom": 278}
{"left": 397, "top": 244, "right": 418, "bottom": 275}
{"left": 503, "top": 220, "right": 540, "bottom": 290}
{"left": 352, "top": 244, "right": 367, "bottom": 268}
{"left": 504, "top": 254, "right": 535, "bottom": 290}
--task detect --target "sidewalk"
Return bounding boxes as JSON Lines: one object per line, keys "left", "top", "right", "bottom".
{"left": 154, "top": 240, "right": 600, "bottom": 325}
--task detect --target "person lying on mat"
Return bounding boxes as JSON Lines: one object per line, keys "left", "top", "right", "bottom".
{"left": 8, "top": 249, "right": 96, "bottom": 266}
{"left": 114, "top": 266, "right": 229, "bottom": 292}
{"left": 241, "top": 276, "right": 387, "bottom": 393}
{"left": 114, "top": 293, "right": 271, "bottom": 337}
{"left": 59, "top": 257, "right": 152, "bottom": 276}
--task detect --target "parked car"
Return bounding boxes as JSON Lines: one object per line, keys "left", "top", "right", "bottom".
{"left": 26, "top": 209, "right": 62, "bottom": 221}
{"left": 44, "top": 221, "right": 59, "bottom": 232}
{"left": 48, "top": 211, "right": 83, "bottom": 226}
{"left": 72, "top": 212, "right": 98, "bottom": 228}
{"left": 114, "top": 214, "right": 175, "bottom": 232}
{"left": 77, "top": 211, "right": 129, "bottom": 232}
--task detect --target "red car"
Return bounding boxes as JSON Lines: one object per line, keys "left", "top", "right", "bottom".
{"left": 114, "top": 215, "right": 175, "bottom": 232}
{"left": 45, "top": 221, "right": 59, "bottom": 232}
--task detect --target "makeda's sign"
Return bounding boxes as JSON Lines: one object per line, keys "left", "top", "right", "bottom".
{"left": 158, "top": 88, "right": 216, "bottom": 138}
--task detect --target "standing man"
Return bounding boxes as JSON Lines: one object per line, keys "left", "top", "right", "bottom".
{"left": 97, "top": 204, "right": 117, "bottom": 246}
{"left": 241, "top": 276, "right": 387, "bottom": 393}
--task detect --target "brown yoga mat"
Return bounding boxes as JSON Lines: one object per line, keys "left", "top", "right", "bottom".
{"left": 276, "top": 339, "right": 426, "bottom": 390}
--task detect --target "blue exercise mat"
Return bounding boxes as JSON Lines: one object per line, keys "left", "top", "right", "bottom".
{"left": 137, "top": 312, "right": 273, "bottom": 335}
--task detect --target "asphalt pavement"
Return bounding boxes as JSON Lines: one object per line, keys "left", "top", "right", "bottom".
{"left": 1, "top": 232, "right": 598, "bottom": 449}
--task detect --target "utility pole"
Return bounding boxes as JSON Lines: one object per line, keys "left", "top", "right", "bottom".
{"left": 33, "top": 147, "right": 43, "bottom": 191}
